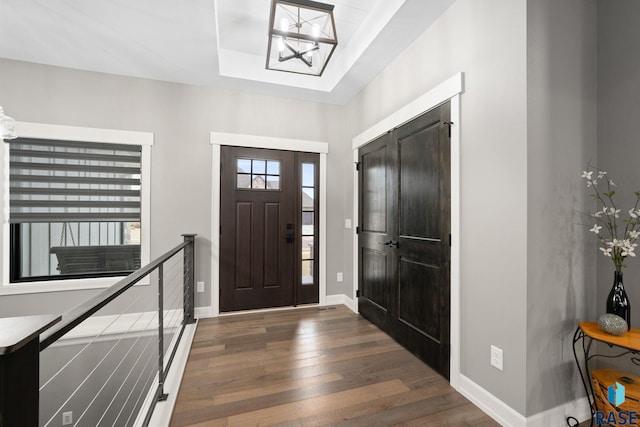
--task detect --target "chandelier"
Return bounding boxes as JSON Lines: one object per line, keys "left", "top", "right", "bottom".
{"left": 266, "top": 0, "right": 338, "bottom": 77}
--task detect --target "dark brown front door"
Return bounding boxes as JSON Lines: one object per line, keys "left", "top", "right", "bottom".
{"left": 220, "top": 146, "right": 319, "bottom": 312}
{"left": 358, "top": 102, "right": 451, "bottom": 378}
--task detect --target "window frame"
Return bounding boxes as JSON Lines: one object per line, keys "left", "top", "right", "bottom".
{"left": 0, "top": 122, "right": 153, "bottom": 295}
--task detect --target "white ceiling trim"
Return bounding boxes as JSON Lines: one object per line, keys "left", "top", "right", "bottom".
{"left": 215, "top": 0, "right": 405, "bottom": 92}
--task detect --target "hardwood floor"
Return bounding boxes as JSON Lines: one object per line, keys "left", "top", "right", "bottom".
{"left": 170, "top": 305, "right": 499, "bottom": 426}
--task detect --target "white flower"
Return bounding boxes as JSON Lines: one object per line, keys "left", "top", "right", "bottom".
{"left": 600, "top": 247, "right": 613, "bottom": 257}
{"left": 592, "top": 211, "right": 603, "bottom": 218}
{"left": 610, "top": 180, "right": 616, "bottom": 187}
{"left": 630, "top": 230, "right": 640, "bottom": 239}
{"left": 608, "top": 239, "right": 622, "bottom": 247}
{"left": 582, "top": 171, "right": 593, "bottom": 180}
{"left": 609, "top": 208, "right": 621, "bottom": 218}
{"left": 630, "top": 209, "right": 638, "bottom": 219}
{"left": 598, "top": 170, "right": 607, "bottom": 179}
{"left": 622, "top": 243, "right": 637, "bottom": 257}
{"left": 590, "top": 224, "right": 602, "bottom": 234}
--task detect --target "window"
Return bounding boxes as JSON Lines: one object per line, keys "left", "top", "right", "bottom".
{"left": 1, "top": 123, "right": 152, "bottom": 292}
{"left": 236, "top": 158, "right": 281, "bottom": 190}
{"left": 8, "top": 138, "right": 143, "bottom": 282}
{"left": 301, "top": 162, "right": 315, "bottom": 286}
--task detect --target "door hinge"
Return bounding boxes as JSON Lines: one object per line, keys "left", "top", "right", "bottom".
{"left": 355, "top": 162, "right": 361, "bottom": 171}
{"left": 356, "top": 289, "right": 360, "bottom": 298}
{"left": 220, "top": 225, "right": 222, "bottom": 235}
{"left": 449, "top": 233, "right": 452, "bottom": 247}
{"left": 443, "top": 121, "right": 454, "bottom": 138}
{"left": 356, "top": 226, "right": 360, "bottom": 235}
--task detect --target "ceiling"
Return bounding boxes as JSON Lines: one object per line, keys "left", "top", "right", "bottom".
{"left": 0, "top": 0, "right": 455, "bottom": 104}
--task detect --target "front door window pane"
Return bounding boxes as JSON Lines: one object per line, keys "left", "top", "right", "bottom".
{"left": 302, "top": 260, "right": 314, "bottom": 285}
{"left": 302, "top": 163, "right": 314, "bottom": 187}
{"left": 236, "top": 158, "right": 281, "bottom": 191}
{"left": 301, "top": 162, "right": 315, "bottom": 286}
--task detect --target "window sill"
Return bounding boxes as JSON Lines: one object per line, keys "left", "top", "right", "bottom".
{"left": 0, "top": 276, "right": 150, "bottom": 296}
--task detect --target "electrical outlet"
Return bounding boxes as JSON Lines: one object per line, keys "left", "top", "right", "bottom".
{"left": 490, "top": 345, "right": 503, "bottom": 371}
{"left": 337, "top": 272, "right": 343, "bottom": 282}
{"left": 196, "top": 281, "right": 204, "bottom": 293}
{"left": 62, "top": 411, "right": 73, "bottom": 426}
{"left": 345, "top": 219, "right": 352, "bottom": 229}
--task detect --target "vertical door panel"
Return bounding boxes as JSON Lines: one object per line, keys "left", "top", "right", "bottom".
{"left": 360, "top": 248, "right": 388, "bottom": 310}
{"left": 358, "top": 133, "right": 396, "bottom": 328}
{"left": 264, "top": 203, "right": 280, "bottom": 288}
{"left": 362, "top": 145, "right": 388, "bottom": 234}
{"left": 399, "top": 124, "right": 441, "bottom": 240}
{"left": 398, "top": 258, "right": 440, "bottom": 340}
{"left": 235, "top": 202, "right": 253, "bottom": 290}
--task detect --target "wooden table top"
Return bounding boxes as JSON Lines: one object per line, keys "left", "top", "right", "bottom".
{"left": 579, "top": 321, "right": 640, "bottom": 352}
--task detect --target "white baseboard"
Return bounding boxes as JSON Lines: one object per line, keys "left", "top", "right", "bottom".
{"left": 324, "top": 294, "right": 356, "bottom": 312}
{"left": 458, "top": 374, "right": 527, "bottom": 427}
{"left": 459, "top": 374, "right": 591, "bottom": 427}
{"left": 194, "top": 306, "right": 213, "bottom": 319}
{"left": 143, "top": 322, "right": 198, "bottom": 427}
{"left": 526, "top": 397, "right": 590, "bottom": 427}
{"left": 195, "top": 294, "right": 356, "bottom": 319}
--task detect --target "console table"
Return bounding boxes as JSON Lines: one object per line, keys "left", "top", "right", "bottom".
{"left": 570, "top": 322, "right": 640, "bottom": 427}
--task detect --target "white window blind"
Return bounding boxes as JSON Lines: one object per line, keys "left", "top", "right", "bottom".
{"left": 9, "top": 138, "right": 142, "bottom": 223}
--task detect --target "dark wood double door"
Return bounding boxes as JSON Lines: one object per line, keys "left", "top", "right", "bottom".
{"left": 358, "top": 102, "right": 451, "bottom": 378}
{"left": 220, "top": 146, "right": 319, "bottom": 312}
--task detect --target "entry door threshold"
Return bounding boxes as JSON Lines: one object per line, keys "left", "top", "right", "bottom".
{"left": 218, "top": 303, "right": 322, "bottom": 317}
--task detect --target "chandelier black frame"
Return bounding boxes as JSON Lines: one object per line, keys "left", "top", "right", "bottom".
{"left": 266, "top": 0, "right": 338, "bottom": 77}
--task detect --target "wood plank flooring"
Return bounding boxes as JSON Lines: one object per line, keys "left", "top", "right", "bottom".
{"left": 170, "top": 305, "right": 499, "bottom": 426}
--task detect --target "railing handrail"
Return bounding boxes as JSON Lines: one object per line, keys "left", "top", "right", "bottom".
{"left": 40, "top": 238, "right": 193, "bottom": 350}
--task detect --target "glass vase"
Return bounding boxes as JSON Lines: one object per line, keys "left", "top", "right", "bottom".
{"left": 606, "top": 271, "right": 631, "bottom": 330}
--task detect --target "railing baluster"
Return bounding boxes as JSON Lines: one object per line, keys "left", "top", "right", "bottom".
{"left": 157, "top": 263, "right": 168, "bottom": 402}
{"left": 182, "top": 234, "right": 196, "bottom": 325}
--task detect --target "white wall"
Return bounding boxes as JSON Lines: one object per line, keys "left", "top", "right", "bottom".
{"left": 0, "top": 59, "right": 351, "bottom": 316}
{"left": 345, "top": 0, "right": 529, "bottom": 415}
{"left": 526, "top": 0, "right": 597, "bottom": 417}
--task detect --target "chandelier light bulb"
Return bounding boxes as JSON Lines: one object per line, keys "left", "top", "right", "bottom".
{"left": 312, "top": 24, "right": 320, "bottom": 39}
{"left": 278, "top": 37, "right": 285, "bottom": 53}
{"left": 280, "top": 18, "right": 288, "bottom": 33}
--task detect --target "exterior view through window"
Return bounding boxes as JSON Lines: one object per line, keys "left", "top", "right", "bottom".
{"left": 301, "top": 162, "right": 315, "bottom": 285}
{"left": 9, "top": 138, "right": 142, "bottom": 282}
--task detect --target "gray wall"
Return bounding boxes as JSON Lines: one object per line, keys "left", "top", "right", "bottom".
{"left": 345, "top": 0, "right": 530, "bottom": 414}
{"left": 0, "top": 59, "right": 351, "bottom": 316}
{"left": 526, "top": 0, "right": 597, "bottom": 417}
{"left": 597, "top": 0, "right": 640, "bottom": 328}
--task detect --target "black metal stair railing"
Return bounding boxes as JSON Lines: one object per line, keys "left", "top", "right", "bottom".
{"left": 0, "top": 234, "right": 196, "bottom": 427}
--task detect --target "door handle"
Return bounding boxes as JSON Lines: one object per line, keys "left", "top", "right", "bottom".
{"left": 285, "top": 232, "right": 295, "bottom": 243}
{"left": 383, "top": 240, "right": 399, "bottom": 248}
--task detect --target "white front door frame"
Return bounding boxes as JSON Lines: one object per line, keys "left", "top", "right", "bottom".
{"left": 210, "top": 133, "right": 329, "bottom": 317}
{"left": 351, "top": 72, "right": 464, "bottom": 390}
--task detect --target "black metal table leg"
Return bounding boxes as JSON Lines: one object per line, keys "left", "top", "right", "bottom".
{"left": 569, "top": 326, "right": 594, "bottom": 427}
